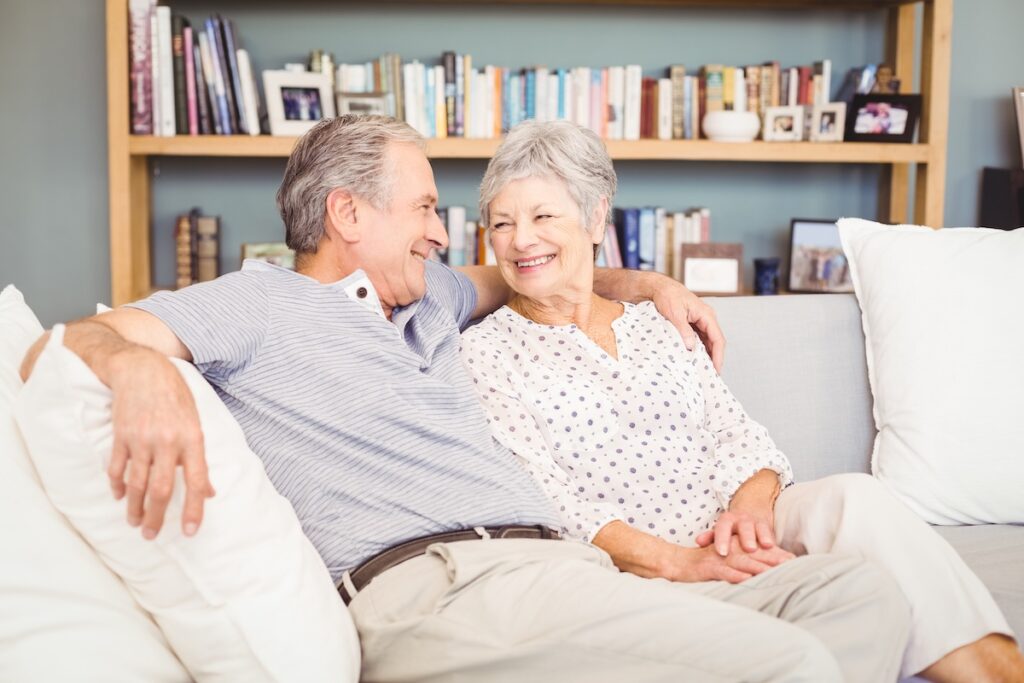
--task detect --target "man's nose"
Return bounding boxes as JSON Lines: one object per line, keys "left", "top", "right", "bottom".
{"left": 429, "top": 209, "right": 449, "bottom": 249}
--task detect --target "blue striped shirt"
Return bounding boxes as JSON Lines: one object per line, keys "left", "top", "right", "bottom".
{"left": 130, "top": 260, "right": 559, "bottom": 579}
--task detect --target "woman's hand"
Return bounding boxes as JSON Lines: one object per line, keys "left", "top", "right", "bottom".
{"left": 695, "top": 509, "right": 778, "bottom": 557}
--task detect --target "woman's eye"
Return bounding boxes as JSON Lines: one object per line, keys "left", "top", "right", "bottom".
{"left": 492, "top": 222, "right": 511, "bottom": 231}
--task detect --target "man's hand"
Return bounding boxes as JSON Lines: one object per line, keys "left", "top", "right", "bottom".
{"left": 670, "top": 537, "right": 795, "bottom": 584}
{"left": 650, "top": 279, "right": 726, "bottom": 374}
{"left": 107, "top": 348, "right": 215, "bottom": 539}
{"left": 695, "top": 509, "right": 777, "bottom": 557}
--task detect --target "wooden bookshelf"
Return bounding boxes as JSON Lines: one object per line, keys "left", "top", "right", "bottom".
{"left": 106, "top": 0, "right": 952, "bottom": 306}
{"left": 128, "top": 135, "right": 933, "bottom": 164}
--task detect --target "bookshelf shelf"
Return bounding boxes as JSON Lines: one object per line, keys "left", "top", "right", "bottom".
{"left": 106, "top": 0, "right": 952, "bottom": 306}
{"left": 129, "top": 135, "right": 933, "bottom": 164}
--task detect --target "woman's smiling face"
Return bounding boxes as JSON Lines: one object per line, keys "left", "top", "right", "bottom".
{"left": 487, "top": 175, "right": 604, "bottom": 301}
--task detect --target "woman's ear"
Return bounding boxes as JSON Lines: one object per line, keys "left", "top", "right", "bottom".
{"left": 325, "top": 188, "right": 360, "bottom": 243}
{"left": 590, "top": 196, "right": 610, "bottom": 246}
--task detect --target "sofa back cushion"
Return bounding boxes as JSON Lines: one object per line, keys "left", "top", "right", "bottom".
{"left": 706, "top": 293, "right": 874, "bottom": 481}
{"left": 15, "top": 324, "right": 361, "bottom": 682}
{"left": 0, "top": 286, "right": 190, "bottom": 681}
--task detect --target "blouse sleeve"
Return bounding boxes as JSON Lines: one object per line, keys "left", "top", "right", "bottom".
{"left": 690, "top": 338, "right": 795, "bottom": 509}
{"left": 460, "top": 328, "right": 626, "bottom": 542}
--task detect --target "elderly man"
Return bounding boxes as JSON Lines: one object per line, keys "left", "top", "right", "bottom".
{"left": 22, "top": 115, "right": 910, "bottom": 682}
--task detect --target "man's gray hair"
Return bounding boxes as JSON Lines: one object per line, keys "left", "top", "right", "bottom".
{"left": 276, "top": 114, "right": 425, "bottom": 255}
{"left": 479, "top": 120, "right": 617, "bottom": 230}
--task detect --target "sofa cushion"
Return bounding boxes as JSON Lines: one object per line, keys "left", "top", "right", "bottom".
{"left": 15, "top": 324, "right": 361, "bottom": 682}
{"left": 706, "top": 293, "right": 875, "bottom": 481}
{"left": 0, "top": 286, "right": 189, "bottom": 681}
{"left": 838, "top": 218, "right": 1024, "bottom": 525}
{"left": 933, "top": 525, "right": 1024, "bottom": 639}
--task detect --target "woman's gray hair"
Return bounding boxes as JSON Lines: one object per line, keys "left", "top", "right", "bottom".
{"left": 479, "top": 120, "right": 617, "bottom": 230}
{"left": 276, "top": 114, "right": 425, "bottom": 255}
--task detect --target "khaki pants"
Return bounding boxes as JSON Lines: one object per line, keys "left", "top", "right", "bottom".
{"left": 349, "top": 537, "right": 910, "bottom": 683}
{"left": 775, "top": 473, "right": 1014, "bottom": 678}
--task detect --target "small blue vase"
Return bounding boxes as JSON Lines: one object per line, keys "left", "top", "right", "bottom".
{"left": 754, "top": 257, "right": 781, "bottom": 295}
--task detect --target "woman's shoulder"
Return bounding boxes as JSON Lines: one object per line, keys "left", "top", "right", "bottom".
{"left": 460, "top": 306, "right": 523, "bottom": 350}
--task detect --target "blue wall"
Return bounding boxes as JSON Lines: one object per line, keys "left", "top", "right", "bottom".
{"left": 1, "top": 0, "right": 1021, "bottom": 325}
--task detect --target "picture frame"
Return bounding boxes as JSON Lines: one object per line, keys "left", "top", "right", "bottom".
{"left": 241, "top": 242, "right": 295, "bottom": 270}
{"left": 336, "top": 92, "right": 394, "bottom": 118}
{"left": 679, "top": 243, "right": 743, "bottom": 295}
{"left": 262, "top": 70, "right": 336, "bottom": 136}
{"left": 844, "top": 94, "right": 922, "bottom": 143}
{"left": 809, "top": 102, "right": 847, "bottom": 142}
{"left": 788, "top": 219, "right": 853, "bottom": 293}
{"left": 762, "top": 105, "right": 805, "bottom": 142}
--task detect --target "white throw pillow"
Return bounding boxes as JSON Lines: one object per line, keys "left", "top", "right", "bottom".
{"left": 838, "top": 218, "right": 1024, "bottom": 524}
{"left": 15, "top": 324, "right": 361, "bottom": 682}
{"left": 0, "top": 286, "right": 189, "bottom": 682}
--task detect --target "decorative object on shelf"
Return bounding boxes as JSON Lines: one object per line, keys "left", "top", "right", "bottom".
{"left": 701, "top": 111, "right": 760, "bottom": 142}
{"left": 241, "top": 242, "right": 295, "bottom": 270}
{"left": 809, "top": 102, "right": 847, "bottom": 142}
{"left": 762, "top": 105, "right": 805, "bottom": 142}
{"left": 753, "top": 257, "right": 781, "bottom": 295}
{"left": 979, "top": 167, "right": 1024, "bottom": 230}
{"left": 844, "top": 94, "right": 921, "bottom": 143}
{"left": 262, "top": 69, "right": 335, "bottom": 136}
{"left": 679, "top": 243, "right": 742, "bottom": 295}
{"left": 336, "top": 92, "right": 391, "bottom": 117}
{"left": 788, "top": 218, "right": 852, "bottom": 293}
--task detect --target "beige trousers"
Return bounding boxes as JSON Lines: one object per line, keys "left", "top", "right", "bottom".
{"left": 349, "top": 536, "right": 910, "bottom": 683}
{"left": 774, "top": 473, "right": 1014, "bottom": 679}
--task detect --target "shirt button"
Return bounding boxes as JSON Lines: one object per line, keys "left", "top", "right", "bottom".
{"left": 356, "top": 287, "right": 368, "bottom": 299}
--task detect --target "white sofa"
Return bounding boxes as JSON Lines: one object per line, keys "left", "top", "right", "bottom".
{"left": 708, "top": 293, "right": 1024, "bottom": 648}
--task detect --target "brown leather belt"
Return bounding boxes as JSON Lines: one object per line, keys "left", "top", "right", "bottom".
{"left": 337, "top": 525, "right": 561, "bottom": 605}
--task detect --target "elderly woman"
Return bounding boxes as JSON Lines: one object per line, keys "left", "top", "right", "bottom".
{"left": 460, "top": 120, "right": 1019, "bottom": 682}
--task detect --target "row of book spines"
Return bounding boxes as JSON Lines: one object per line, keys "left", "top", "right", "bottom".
{"left": 130, "top": 2, "right": 259, "bottom": 136}
{"left": 357, "top": 59, "right": 832, "bottom": 141}
{"left": 433, "top": 206, "right": 709, "bottom": 280}
{"left": 174, "top": 210, "right": 221, "bottom": 289}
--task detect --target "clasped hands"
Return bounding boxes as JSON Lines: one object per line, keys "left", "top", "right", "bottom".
{"left": 674, "top": 509, "right": 795, "bottom": 584}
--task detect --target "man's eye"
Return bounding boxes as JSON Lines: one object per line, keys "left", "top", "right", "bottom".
{"left": 536, "top": 215, "right": 552, "bottom": 221}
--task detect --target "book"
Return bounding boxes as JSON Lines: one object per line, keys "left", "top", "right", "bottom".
{"left": 638, "top": 207, "right": 656, "bottom": 270}
{"left": 1014, "top": 87, "right": 1024, "bottom": 169}
{"left": 192, "top": 42, "right": 212, "bottom": 134}
{"left": 156, "top": 6, "right": 175, "bottom": 136}
{"left": 175, "top": 213, "right": 193, "bottom": 288}
{"left": 210, "top": 16, "right": 239, "bottom": 133}
{"left": 623, "top": 65, "right": 642, "bottom": 141}
{"left": 183, "top": 26, "right": 198, "bottom": 135}
{"left": 150, "top": 12, "right": 161, "bottom": 135}
{"left": 129, "top": 0, "right": 156, "bottom": 134}
{"left": 447, "top": 206, "right": 467, "bottom": 267}
{"left": 236, "top": 49, "right": 261, "bottom": 136}
{"left": 197, "top": 31, "right": 222, "bottom": 134}
{"left": 702, "top": 64, "right": 725, "bottom": 114}
{"left": 202, "top": 20, "right": 231, "bottom": 133}
{"left": 196, "top": 215, "right": 220, "bottom": 282}
{"left": 221, "top": 17, "right": 248, "bottom": 134}
{"left": 669, "top": 65, "right": 686, "bottom": 139}
{"left": 613, "top": 208, "right": 640, "bottom": 269}
{"left": 657, "top": 78, "right": 673, "bottom": 141}
{"left": 171, "top": 14, "right": 188, "bottom": 134}
{"left": 443, "top": 52, "right": 456, "bottom": 136}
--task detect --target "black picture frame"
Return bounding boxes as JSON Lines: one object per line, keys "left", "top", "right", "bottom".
{"left": 844, "top": 94, "right": 922, "bottom": 143}
{"left": 787, "top": 218, "right": 854, "bottom": 293}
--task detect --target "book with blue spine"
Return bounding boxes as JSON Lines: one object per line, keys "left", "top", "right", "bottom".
{"left": 525, "top": 69, "right": 536, "bottom": 120}
{"left": 613, "top": 208, "right": 641, "bottom": 270}
{"left": 501, "top": 68, "right": 511, "bottom": 132}
{"left": 638, "top": 207, "right": 657, "bottom": 270}
{"left": 220, "top": 16, "right": 247, "bottom": 134}
{"left": 557, "top": 69, "right": 568, "bottom": 120}
{"left": 203, "top": 18, "right": 232, "bottom": 133}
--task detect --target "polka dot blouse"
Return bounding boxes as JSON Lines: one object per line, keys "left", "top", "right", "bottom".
{"left": 459, "top": 301, "right": 794, "bottom": 545}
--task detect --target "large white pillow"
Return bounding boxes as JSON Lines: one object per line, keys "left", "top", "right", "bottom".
{"left": 838, "top": 218, "right": 1024, "bottom": 524}
{"left": 0, "top": 285, "right": 189, "bottom": 681}
{"left": 15, "top": 324, "right": 360, "bottom": 682}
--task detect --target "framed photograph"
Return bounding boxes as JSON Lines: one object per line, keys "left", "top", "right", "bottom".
{"left": 788, "top": 219, "right": 853, "bottom": 293}
{"left": 762, "top": 105, "right": 805, "bottom": 142}
{"left": 336, "top": 92, "right": 394, "bottom": 118}
{"left": 262, "top": 70, "right": 336, "bottom": 136}
{"left": 679, "top": 243, "right": 743, "bottom": 295}
{"left": 844, "top": 94, "right": 921, "bottom": 143}
{"left": 810, "top": 102, "right": 847, "bottom": 142}
{"left": 241, "top": 242, "right": 295, "bottom": 270}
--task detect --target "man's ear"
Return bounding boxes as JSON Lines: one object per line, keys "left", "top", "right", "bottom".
{"left": 325, "top": 188, "right": 360, "bottom": 243}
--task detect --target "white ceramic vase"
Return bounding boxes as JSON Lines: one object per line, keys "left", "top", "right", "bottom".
{"left": 701, "top": 110, "right": 761, "bottom": 142}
